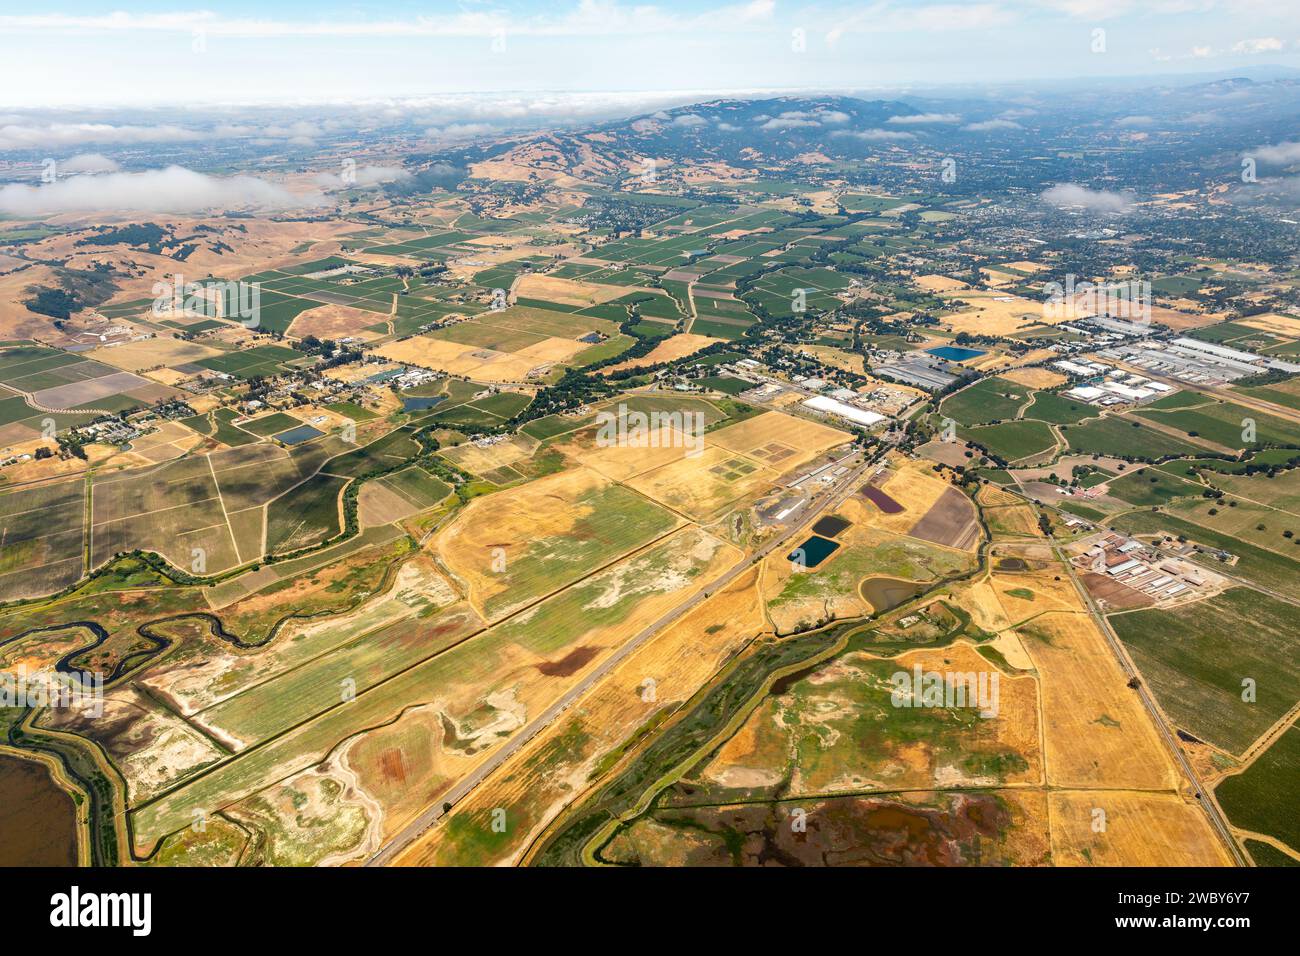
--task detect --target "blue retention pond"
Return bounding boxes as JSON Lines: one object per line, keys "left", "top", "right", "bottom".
{"left": 275, "top": 424, "right": 325, "bottom": 445}
{"left": 926, "top": 345, "right": 987, "bottom": 362}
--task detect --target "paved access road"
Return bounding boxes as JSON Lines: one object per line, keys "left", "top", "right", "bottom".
{"left": 366, "top": 452, "right": 875, "bottom": 866}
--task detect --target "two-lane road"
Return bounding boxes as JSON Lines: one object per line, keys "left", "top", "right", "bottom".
{"left": 366, "top": 451, "right": 875, "bottom": 866}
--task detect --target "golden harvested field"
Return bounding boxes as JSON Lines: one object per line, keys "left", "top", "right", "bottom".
{"left": 991, "top": 564, "right": 1085, "bottom": 618}
{"left": 1048, "top": 791, "right": 1232, "bottom": 866}
{"left": 625, "top": 445, "right": 778, "bottom": 521}
{"left": 375, "top": 334, "right": 586, "bottom": 382}
{"left": 438, "top": 434, "right": 538, "bottom": 474}
{"left": 941, "top": 291, "right": 1064, "bottom": 336}
{"left": 980, "top": 267, "right": 1020, "bottom": 288}
{"left": 1018, "top": 610, "right": 1180, "bottom": 790}
{"left": 798, "top": 344, "right": 866, "bottom": 374}
{"left": 603, "top": 333, "right": 719, "bottom": 372}
{"left": 986, "top": 628, "right": 1038, "bottom": 671}
{"left": 1239, "top": 312, "right": 1300, "bottom": 337}
{"left": 512, "top": 274, "right": 632, "bottom": 307}
{"left": 1001, "top": 367, "right": 1068, "bottom": 389}
{"left": 917, "top": 274, "right": 971, "bottom": 292}
{"left": 433, "top": 465, "right": 683, "bottom": 620}
{"left": 1147, "top": 305, "right": 1222, "bottom": 331}
{"left": 128, "top": 420, "right": 202, "bottom": 463}
{"left": 90, "top": 337, "right": 224, "bottom": 372}
{"left": 556, "top": 424, "right": 700, "bottom": 482}
{"left": 1004, "top": 261, "right": 1048, "bottom": 274}
{"left": 976, "top": 484, "right": 1025, "bottom": 508}
{"left": 954, "top": 578, "right": 1017, "bottom": 634}
{"left": 985, "top": 503, "right": 1044, "bottom": 539}
{"left": 287, "top": 304, "right": 386, "bottom": 340}
{"left": 394, "top": 567, "right": 768, "bottom": 867}
{"left": 707, "top": 410, "right": 849, "bottom": 470}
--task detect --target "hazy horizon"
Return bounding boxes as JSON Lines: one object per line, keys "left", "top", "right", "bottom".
{"left": 2, "top": 1, "right": 1300, "bottom": 107}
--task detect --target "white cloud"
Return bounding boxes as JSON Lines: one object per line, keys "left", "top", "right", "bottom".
{"left": 1232, "top": 37, "right": 1284, "bottom": 55}
{"left": 425, "top": 123, "right": 497, "bottom": 139}
{"left": 832, "top": 128, "right": 915, "bottom": 141}
{"left": 0, "top": 166, "right": 324, "bottom": 215}
{"left": 0, "top": 1, "right": 777, "bottom": 40}
{"left": 760, "top": 117, "right": 820, "bottom": 130}
{"left": 1037, "top": 0, "right": 1136, "bottom": 19}
{"left": 0, "top": 122, "right": 202, "bottom": 151}
{"left": 59, "top": 153, "right": 120, "bottom": 174}
{"left": 1041, "top": 183, "right": 1133, "bottom": 213}
{"left": 887, "top": 112, "right": 961, "bottom": 125}
{"left": 1115, "top": 115, "right": 1154, "bottom": 127}
{"left": 826, "top": 2, "right": 1011, "bottom": 46}
{"left": 1252, "top": 141, "right": 1300, "bottom": 165}
{"left": 962, "top": 118, "right": 1022, "bottom": 131}
{"left": 261, "top": 121, "right": 323, "bottom": 139}
{"left": 757, "top": 108, "right": 853, "bottom": 131}
{"left": 313, "top": 164, "right": 411, "bottom": 189}
{"left": 672, "top": 114, "right": 708, "bottom": 127}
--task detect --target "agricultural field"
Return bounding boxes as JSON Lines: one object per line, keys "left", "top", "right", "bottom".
{"left": 1109, "top": 588, "right": 1299, "bottom": 755}
{"left": 4, "top": 80, "right": 1292, "bottom": 878}
{"left": 1214, "top": 724, "right": 1300, "bottom": 857}
{"left": 0, "top": 477, "right": 87, "bottom": 600}
{"left": 433, "top": 466, "right": 683, "bottom": 621}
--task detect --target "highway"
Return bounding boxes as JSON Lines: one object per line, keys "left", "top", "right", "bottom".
{"left": 366, "top": 449, "right": 877, "bottom": 866}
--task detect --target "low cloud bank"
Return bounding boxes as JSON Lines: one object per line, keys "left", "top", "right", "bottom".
{"left": 0, "top": 166, "right": 324, "bottom": 215}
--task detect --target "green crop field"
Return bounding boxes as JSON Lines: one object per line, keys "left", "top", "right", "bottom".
{"left": 237, "top": 412, "right": 301, "bottom": 437}
{"left": 1109, "top": 587, "right": 1300, "bottom": 754}
{"left": 1023, "top": 392, "right": 1098, "bottom": 425}
{"left": 265, "top": 473, "right": 347, "bottom": 554}
{"left": 1215, "top": 724, "right": 1299, "bottom": 853}
{"left": 1134, "top": 398, "right": 1300, "bottom": 450}
{"left": 961, "top": 419, "right": 1056, "bottom": 462}
{"left": 197, "top": 345, "right": 302, "bottom": 380}
{"left": 1062, "top": 416, "right": 1203, "bottom": 459}
{"left": 941, "top": 376, "right": 1031, "bottom": 425}
{"left": 1104, "top": 467, "right": 1202, "bottom": 507}
{"left": 479, "top": 482, "right": 681, "bottom": 620}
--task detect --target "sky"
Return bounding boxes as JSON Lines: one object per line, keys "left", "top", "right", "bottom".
{"left": 0, "top": 1, "right": 1298, "bottom": 106}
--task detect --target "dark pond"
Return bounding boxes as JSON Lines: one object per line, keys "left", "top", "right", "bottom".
{"left": 861, "top": 576, "right": 925, "bottom": 613}
{"left": 402, "top": 395, "right": 445, "bottom": 412}
{"left": 788, "top": 535, "right": 840, "bottom": 568}
{"left": 812, "top": 515, "right": 852, "bottom": 537}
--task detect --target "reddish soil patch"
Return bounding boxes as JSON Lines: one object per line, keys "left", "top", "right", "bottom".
{"left": 907, "top": 487, "right": 979, "bottom": 549}
{"left": 536, "top": 645, "right": 601, "bottom": 677}
{"left": 861, "top": 485, "right": 904, "bottom": 514}
{"left": 639, "top": 792, "right": 1014, "bottom": 866}
{"left": 1079, "top": 571, "right": 1156, "bottom": 610}
{"left": 377, "top": 748, "right": 408, "bottom": 784}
